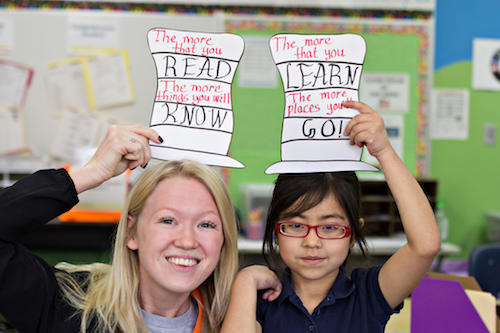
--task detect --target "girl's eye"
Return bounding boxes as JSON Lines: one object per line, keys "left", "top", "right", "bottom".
{"left": 322, "top": 225, "right": 338, "bottom": 230}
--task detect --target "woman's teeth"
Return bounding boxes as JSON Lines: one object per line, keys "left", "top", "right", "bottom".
{"left": 168, "top": 257, "right": 197, "bottom": 267}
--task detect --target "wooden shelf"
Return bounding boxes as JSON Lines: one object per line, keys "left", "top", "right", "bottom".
{"left": 360, "top": 178, "right": 437, "bottom": 237}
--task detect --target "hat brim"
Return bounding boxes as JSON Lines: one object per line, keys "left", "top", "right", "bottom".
{"left": 265, "top": 160, "right": 378, "bottom": 174}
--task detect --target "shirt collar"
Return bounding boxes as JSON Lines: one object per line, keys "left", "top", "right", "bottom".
{"left": 277, "top": 266, "right": 355, "bottom": 306}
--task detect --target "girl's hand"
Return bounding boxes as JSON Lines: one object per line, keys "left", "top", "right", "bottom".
{"left": 70, "top": 124, "right": 162, "bottom": 193}
{"left": 237, "top": 265, "right": 282, "bottom": 302}
{"left": 342, "top": 100, "right": 392, "bottom": 160}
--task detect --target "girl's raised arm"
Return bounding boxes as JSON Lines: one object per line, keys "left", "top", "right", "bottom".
{"left": 343, "top": 101, "right": 441, "bottom": 309}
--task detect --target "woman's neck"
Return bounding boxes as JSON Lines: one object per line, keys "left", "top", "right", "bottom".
{"left": 139, "top": 290, "right": 193, "bottom": 318}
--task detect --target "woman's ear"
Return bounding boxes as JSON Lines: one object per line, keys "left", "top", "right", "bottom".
{"left": 350, "top": 218, "right": 365, "bottom": 248}
{"left": 126, "top": 214, "right": 138, "bottom": 250}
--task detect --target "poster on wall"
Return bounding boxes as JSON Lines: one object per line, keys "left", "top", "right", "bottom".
{"left": 360, "top": 73, "right": 409, "bottom": 112}
{"left": 0, "top": 16, "right": 13, "bottom": 53}
{"left": 472, "top": 38, "right": 500, "bottom": 91}
{"left": 430, "top": 89, "right": 469, "bottom": 140}
{"left": 67, "top": 15, "right": 119, "bottom": 54}
{"left": 0, "top": 107, "right": 29, "bottom": 156}
{"left": 362, "top": 114, "right": 404, "bottom": 166}
{"left": 238, "top": 36, "right": 277, "bottom": 88}
{"left": 0, "top": 58, "right": 34, "bottom": 107}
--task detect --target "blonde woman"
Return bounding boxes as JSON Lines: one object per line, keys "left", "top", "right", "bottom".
{"left": 0, "top": 125, "right": 238, "bottom": 333}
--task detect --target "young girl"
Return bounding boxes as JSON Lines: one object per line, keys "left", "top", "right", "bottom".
{"left": 221, "top": 101, "right": 442, "bottom": 333}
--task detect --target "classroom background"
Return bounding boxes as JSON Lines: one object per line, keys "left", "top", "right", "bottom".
{"left": 0, "top": 0, "right": 499, "bottom": 276}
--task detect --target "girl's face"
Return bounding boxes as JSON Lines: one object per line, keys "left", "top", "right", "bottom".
{"left": 127, "top": 176, "right": 224, "bottom": 308}
{"left": 277, "top": 194, "right": 352, "bottom": 291}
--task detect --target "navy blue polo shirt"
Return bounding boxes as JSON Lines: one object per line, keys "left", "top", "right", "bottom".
{"left": 256, "top": 266, "right": 402, "bottom": 333}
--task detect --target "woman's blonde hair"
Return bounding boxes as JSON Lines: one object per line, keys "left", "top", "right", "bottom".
{"left": 56, "top": 160, "right": 239, "bottom": 333}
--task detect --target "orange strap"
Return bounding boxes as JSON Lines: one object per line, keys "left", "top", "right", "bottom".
{"left": 192, "top": 289, "right": 203, "bottom": 333}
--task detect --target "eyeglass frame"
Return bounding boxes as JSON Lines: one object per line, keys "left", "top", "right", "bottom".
{"left": 275, "top": 221, "right": 351, "bottom": 239}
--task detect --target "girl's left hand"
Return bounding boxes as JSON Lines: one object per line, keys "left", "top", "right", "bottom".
{"left": 342, "top": 100, "right": 392, "bottom": 159}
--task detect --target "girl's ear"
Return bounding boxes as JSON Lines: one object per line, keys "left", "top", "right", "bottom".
{"left": 350, "top": 218, "right": 365, "bottom": 248}
{"left": 126, "top": 214, "right": 138, "bottom": 250}
{"left": 359, "top": 217, "right": 365, "bottom": 229}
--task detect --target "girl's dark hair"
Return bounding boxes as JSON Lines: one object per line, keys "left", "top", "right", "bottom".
{"left": 262, "top": 171, "right": 368, "bottom": 275}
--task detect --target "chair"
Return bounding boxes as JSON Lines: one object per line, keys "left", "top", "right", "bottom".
{"left": 468, "top": 243, "right": 500, "bottom": 298}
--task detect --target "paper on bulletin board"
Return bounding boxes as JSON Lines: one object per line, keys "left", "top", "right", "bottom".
{"left": 472, "top": 38, "right": 500, "bottom": 91}
{"left": 51, "top": 108, "right": 101, "bottom": 162}
{"left": 44, "top": 57, "right": 91, "bottom": 116}
{"left": 44, "top": 50, "right": 134, "bottom": 115}
{"left": 238, "top": 36, "right": 277, "bottom": 88}
{"left": 0, "top": 16, "right": 13, "bottom": 53}
{"left": 67, "top": 15, "right": 119, "bottom": 55}
{"left": 85, "top": 50, "right": 135, "bottom": 110}
{"left": 0, "top": 106, "right": 30, "bottom": 156}
{"left": 430, "top": 89, "right": 469, "bottom": 140}
{"left": 0, "top": 58, "right": 34, "bottom": 107}
{"left": 360, "top": 73, "right": 409, "bottom": 112}
{"left": 362, "top": 114, "right": 404, "bottom": 167}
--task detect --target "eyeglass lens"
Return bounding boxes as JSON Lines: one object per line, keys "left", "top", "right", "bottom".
{"left": 279, "top": 223, "right": 346, "bottom": 238}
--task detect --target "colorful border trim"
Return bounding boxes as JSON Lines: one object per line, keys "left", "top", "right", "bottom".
{"left": 0, "top": 1, "right": 431, "bottom": 20}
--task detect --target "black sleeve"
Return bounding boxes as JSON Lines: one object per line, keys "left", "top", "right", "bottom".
{"left": 0, "top": 169, "right": 80, "bottom": 332}
{"left": 0, "top": 169, "right": 78, "bottom": 242}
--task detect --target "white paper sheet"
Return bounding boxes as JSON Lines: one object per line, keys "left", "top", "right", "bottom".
{"left": 0, "top": 107, "right": 28, "bottom": 155}
{"left": 147, "top": 28, "right": 245, "bottom": 168}
{"left": 265, "top": 33, "right": 378, "bottom": 174}
{"left": 430, "top": 89, "right": 469, "bottom": 140}
{"left": 360, "top": 73, "right": 409, "bottom": 112}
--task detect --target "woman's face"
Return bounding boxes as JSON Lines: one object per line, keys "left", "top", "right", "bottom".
{"left": 127, "top": 176, "right": 224, "bottom": 304}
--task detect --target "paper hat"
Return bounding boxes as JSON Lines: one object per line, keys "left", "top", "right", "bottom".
{"left": 147, "top": 28, "right": 244, "bottom": 168}
{"left": 265, "top": 33, "right": 378, "bottom": 174}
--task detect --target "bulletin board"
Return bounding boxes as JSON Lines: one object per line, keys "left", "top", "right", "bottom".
{"left": 0, "top": 3, "right": 434, "bottom": 214}
{"left": 224, "top": 16, "right": 433, "bottom": 209}
{"left": 0, "top": 6, "right": 220, "bottom": 163}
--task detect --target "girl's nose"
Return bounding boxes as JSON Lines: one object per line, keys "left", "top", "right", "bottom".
{"left": 302, "top": 229, "right": 322, "bottom": 248}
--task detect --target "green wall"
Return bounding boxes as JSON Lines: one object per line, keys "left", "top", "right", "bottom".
{"left": 432, "top": 62, "right": 500, "bottom": 257}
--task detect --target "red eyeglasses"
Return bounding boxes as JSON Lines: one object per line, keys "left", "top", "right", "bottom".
{"left": 276, "top": 222, "right": 351, "bottom": 239}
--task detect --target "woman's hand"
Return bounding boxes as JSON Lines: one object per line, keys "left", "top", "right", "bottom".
{"left": 69, "top": 125, "right": 162, "bottom": 193}
{"left": 342, "top": 100, "right": 392, "bottom": 160}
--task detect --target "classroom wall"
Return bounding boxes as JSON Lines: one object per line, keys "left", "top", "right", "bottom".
{"left": 0, "top": 8, "right": 220, "bottom": 158}
{"left": 432, "top": 0, "right": 500, "bottom": 257}
{"left": 4, "top": 1, "right": 493, "bottom": 262}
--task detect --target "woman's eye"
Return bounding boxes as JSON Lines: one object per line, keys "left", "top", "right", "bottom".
{"left": 160, "top": 217, "right": 175, "bottom": 225}
{"left": 200, "top": 221, "right": 217, "bottom": 229}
